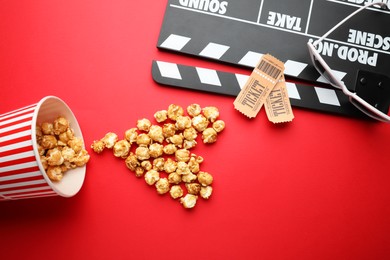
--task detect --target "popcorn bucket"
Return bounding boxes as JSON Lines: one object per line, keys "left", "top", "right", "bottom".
{"left": 0, "top": 96, "right": 86, "bottom": 201}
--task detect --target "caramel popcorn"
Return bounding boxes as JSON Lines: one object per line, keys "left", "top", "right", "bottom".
{"left": 149, "top": 143, "right": 164, "bottom": 158}
{"left": 53, "top": 116, "right": 69, "bottom": 135}
{"left": 102, "top": 132, "right": 118, "bottom": 149}
{"left": 175, "top": 116, "right": 192, "bottom": 130}
{"left": 180, "top": 194, "right": 198, "bottom": 209}
{"left": 203, "top": 106, "right": 219, "bottom": 123}
{"left": 213, "top": 120, "right": 225, "bottom": 133}
{"left": 154, "top": 110, "right": 168, "bottom": 123}
{"left": 197, "top": 171, "right": 213, "bottom": 186}
{"left": 113, "top": 140, "right": 131, "bottom": 158}
{"left": 191, "top": 115, "right": 208, "bottom": 132}
{"left": 167, "top": 104, "right": 184, "bottom": 121}
{"left": 187, "top": 104, "right": 202, "bottom": 117}
{"left": 37, "top": 117, "right": 89, "bottom": 182}
{"left": 91, "top": 104, "right": 225, "bottom": 209}
{"left": 137, "top": 118, "right": 152, "bottom": 132}
{"left": 135, "top": 146, "right": 150, "bottom": 161}
{"left": 144, "top": 169, "right": 160, "bottom": 185}
{"left": 200, "top": 186, "right": 213, "bottom": 199}
{"left": 202, "top": 128, "right": 217, "bottom": 144}
{"left": 155, "top": 178, "right": 170, "bottom": 194}
{"left": 91, "top": 140, "right": 105, "bottom": 153}
{"left": 148, "top": 125, "right": 164, "bottom": 143}
{"left": 186, "top": 183, "right": 201, "bottom": 195}
{"left": 124, "top": 128, "right": 138, "bottom": 144}
{"left": 170, "top": 185, "right": 184, "bottom": 199}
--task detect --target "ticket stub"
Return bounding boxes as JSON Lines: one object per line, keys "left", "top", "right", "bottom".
{"left": 233, "top": 54, "right": 284, "bottom": 118}
{"left": 264, "top": 75, "right": 294, "bottom": 123}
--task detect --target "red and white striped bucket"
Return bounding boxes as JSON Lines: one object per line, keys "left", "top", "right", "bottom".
{"left": 0, "top": 96, "right": 86, "bottom": 201}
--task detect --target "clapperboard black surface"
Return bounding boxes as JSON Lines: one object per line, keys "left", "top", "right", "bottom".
{"left": 157, "top": 0, "right": 390, "bottom": 92}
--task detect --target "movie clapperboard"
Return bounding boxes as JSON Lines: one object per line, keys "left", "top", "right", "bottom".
{"left": 153, "top": 0, "right": 390, "bottom": 118}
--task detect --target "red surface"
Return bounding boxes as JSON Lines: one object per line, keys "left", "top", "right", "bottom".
{"left": 1, "top": 1, "right": 389, "bottom": 259}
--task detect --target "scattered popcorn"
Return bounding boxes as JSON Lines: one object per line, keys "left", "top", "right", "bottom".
{"left": 155, "top": 178, "right": 170, "bottom": 194}
{"left": 180, "top": 194, "right": 198, "bottom": 209}
{"left": 202, "top": 128, "right": 217, "bottom": 144}
{"left": 144, "top": 169, "right": 160, "bottom": 185}
{"left": 102, "top": 132, "right": 118, "bottom": 149}
{"left": 200, "top": 186, "right": 213, "bottom": 199}
{"left": 113, "top": 140, "right": 131, "bottom": 158}
{"left": 203, "top": 106, "right": 219, "bottom": 123}
{"left": 187, "top": 104, "right": 202, "bottom": 117}
{"left": 170, "top": 185, "right": 184, "bottom": 199}
{"left": 91, "top": 104, "right": 225, "bottom": 209}
{"left": 198, "top": 171, "right": 213, "bottom": 186}
{"left": 37, "top": 116, "right": 89, "bottom": 182}
{"left": 154, "top": 110, "right": 168, "bottom": 123}
{"left": 137, "top": 118, "right": 151, "bottom": 132}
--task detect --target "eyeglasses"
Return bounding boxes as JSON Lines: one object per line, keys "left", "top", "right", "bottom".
{"left": 307, "top": 2, "right": 390, "bottom": 122}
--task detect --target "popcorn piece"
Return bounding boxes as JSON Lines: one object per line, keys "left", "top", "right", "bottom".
{"left": 203, "top": 106, "right": 219, "bottom": 123}
{"left": 53, "top": 117, "right": 69, "bottom": 135}
{"left": 163, "top": 144, "right": 177, "bottom": 155}
{"left": 58, "top": 128, "right": 74, "bottom": 144}
{"left": 170, "top": 185, "right": 184, "bottom": 199}
{"left": 200, "top": 186, "right": 213, "bottom": 199}
{"left": 183, "top": 140, "right": 197, "bottom": 150}
{"left": 125, "top": 152, "right": 139, "bottom": 172}
{"left": 182, "top": 172, "right": 197, "bottom": 183}
{"left": 40, "top": 156, "right": 48, "bottom": 170}
{"left": 91, "top": 140, "right": 105, "bottom": 153}
{"left": 153, "top": 158, "right": 165, "bottom": 171}
{"left": 46, "top": 166, "right": 63, "bottom": 182}
{"left": 162, "top": 123, "right": 176, "bottom": 138}
{"left": 149, "top": 143, "right": 164, "bottom": 158}
{"left": 135, "top": 167, "right": 145, "bottom": 178}
{"left": 73, "top": 149, "right": 90, "bottom": 167}
{"left": 137, "top": 118, "right": 151, "bottom": 132}
{"left": 36, "top": 126, "right": 43, "bottom": 142}
{"left": 167, "top": 104, "right": 184, "bottom": 121}
{"left": 175, "top": 116, "right": 192, "bottom": 130}
{"left": 144, "top": 169, "right": 160, "bottom": 185}
{"left": 41, "top": 135, "right": 57, "bottom": 149}
{"left": 180, "top": 194, "right": 198, "bottom": 209}
{"left": 187, "top": 104, "right": 202, "bottom": 117}
{"left": 124, "top": 128, "right": 138, "bottom": 144}
{"left": 154, "top": 110, "right": 168, "bottom": 123}
{"left": 113, "top": 140, "right": 131, "bottom": 158}
{"left": 183, "top": 127, "right": 198, "bottom": 141}
{"left": 213, "top": 120, "right": 225, "bottom": 133}
{"left": 176, "top": 161, "right": 190, "bottom": 175}
{"left": 175, "top": 149, "right": 190, "bottom": 162}
{"left": 188, "top": 156, "right": 200, "bottom": 173}
{"left": 192, "top": 115, "right": 209, "bottom": 132}
{"left": 46, "top": 148, "right": 62, "bottom": 167}
{"left": 163, "top": 158, "right": 177, "bottom": 174}
{"left": 155, "top": 178, "right": 170, "bottom": 194}
{"left": 102, "top": 132, "right": 118, "bottom": 149}
{"left": 168, "top": 172, "right": 182, "bottom": 184}
{"left": 198, "top": 171, "right": 213, "bottom": 186}
{"left": 167, "top": 134, "right": 184, "bottom": 148}
{"left": 136, "top": 133, "right": 151, "bottom": 147}
{"left": 202, "top": 128, "right": 217, "bottom": 144}
{"left": 141, "top": 160, "right": 152, "bottom": 171}
{"left": 61, "top": 146, "right": 76, "bottom": 162}
{"left": 41, "top": 122, "right": 54, "bottom": 135}
{"left": 186, "top": 183, "right": 201, "bottom": 195}
{"left": 135, "top": 146, "right": 150, "bottom": 161}
{"left": 148, "top": 125, "right": 164, "bottom": 143}
{"left": 68, "top": 137, "right": 84, "bottom": 153}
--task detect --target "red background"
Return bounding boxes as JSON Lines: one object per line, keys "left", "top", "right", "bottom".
{"left": 1, "top": 1, "right": 389, "bottom": 259}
